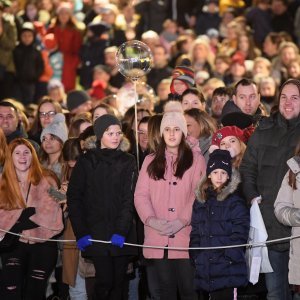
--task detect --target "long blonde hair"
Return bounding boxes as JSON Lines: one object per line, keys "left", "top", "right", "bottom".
{"left": 0, "top": 139, "right": 43, "bottom": 210}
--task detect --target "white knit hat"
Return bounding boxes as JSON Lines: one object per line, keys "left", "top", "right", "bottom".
{"left": 160, "top": 112, "right": 188, "bottom": 137}
{"left": 40, "top": 113, "right": 68, "bottom": 143}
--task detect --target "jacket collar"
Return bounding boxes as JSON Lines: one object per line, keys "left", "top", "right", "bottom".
{"left": 257, "top": 112, "right": 300, "bottom": 130}
{"left": 6, "top": 125, "right": 28, "bottom": 143}
{"left": 195, "top": 168, "right": 241, "bottom": 203}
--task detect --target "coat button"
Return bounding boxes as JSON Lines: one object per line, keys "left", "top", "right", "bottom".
{"left": 168, "top": 208, "right": 175, "bottom": 212}
{"left": 173, "top": 182, "right": 177, "bottom": 185}
{"left": 211, "top": 211, "right": 214, "bottom": 215}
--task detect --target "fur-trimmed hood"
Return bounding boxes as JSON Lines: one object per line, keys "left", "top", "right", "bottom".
{"left": 81, "top": 135, "right": 131, "bottom": 152}
{"left": 195, "top": 168, "right": 241, "bottom": 203}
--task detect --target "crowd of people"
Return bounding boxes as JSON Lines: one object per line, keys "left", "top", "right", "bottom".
{"left": 0, "top": 0, "right": 300, "bottom": 299}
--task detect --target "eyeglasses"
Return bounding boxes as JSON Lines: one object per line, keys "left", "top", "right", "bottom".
{"left": 39, "top": 111, "right": 56, "bottom": 118}
{"left": 0, "top": 114, "right": 16, "bottom": 122}
{"left": 105, "top": 131, "right": 123, "bottom": 137}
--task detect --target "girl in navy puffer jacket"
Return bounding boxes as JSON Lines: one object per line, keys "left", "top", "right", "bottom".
{"left": 190, "top": 149, "right": 250, "bottom": 300}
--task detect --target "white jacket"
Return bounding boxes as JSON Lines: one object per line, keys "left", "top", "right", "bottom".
{"left": 274, "top": 156, "right": 300, "bottom": 285}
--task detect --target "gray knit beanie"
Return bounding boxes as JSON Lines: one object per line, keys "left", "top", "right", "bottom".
{"left": 93, "top": 114, "right": 121, "bottom": 140}
{"left": 40, "top": 113, "right": 68, "bottom": 143}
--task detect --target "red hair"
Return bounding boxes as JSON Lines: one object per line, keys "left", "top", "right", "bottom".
{"left": 0, "top": 138, "right": 44, "bottom": 210}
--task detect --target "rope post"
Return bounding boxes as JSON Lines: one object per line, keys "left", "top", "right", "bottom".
{"left": 133, "top": 79, "right": 140, "bottom": 171}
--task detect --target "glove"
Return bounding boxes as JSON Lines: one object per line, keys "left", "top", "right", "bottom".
{"left": 148, "top": 217, "right": 168, "bottom": 232}
{"left": 77, "top": 235, "right": 92, "bottom": 251}
{"left": 18, "top": 207, "right": 35, "bottom": 222}
{"left": 111, "top": 234, "right": 125, "bottom": 248}
{"left": 15, "top": 207, "right": 38, "bottom": 231}
{"left": 160, "top": 219, "right": 184, "bottom": 236}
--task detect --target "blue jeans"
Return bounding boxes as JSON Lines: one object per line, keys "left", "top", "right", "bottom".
{"left": 69, "top": 271, "right": 87, "bottom": 300}
{"left": 265, "top": 249, "right": 292, "bottom": 300}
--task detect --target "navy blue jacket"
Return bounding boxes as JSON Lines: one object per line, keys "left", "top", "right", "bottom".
{"left": 190, "top": 171, "right": 250, "bottom": 292}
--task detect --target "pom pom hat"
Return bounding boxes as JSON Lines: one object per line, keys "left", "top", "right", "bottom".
{"left": 172, "top": 65, "right": 195, "bottom": 87}
{"left": 40, "top": 113, "right": 68, "bottom": 143}
{"left": 170, "top": 61, "right": 195, "bottom": 94}
{"left": 161, "top": 99, "right": 187, "bottom": 137}
{"left": 206, "top": 149, "right": 232, "bottom": 179}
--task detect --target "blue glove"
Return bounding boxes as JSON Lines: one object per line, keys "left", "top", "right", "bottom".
{"left": 77, "top": 235, "right": 92, "bottom": 251}
{"left": 111, "top": 234, "right": 125, "bottom": 248}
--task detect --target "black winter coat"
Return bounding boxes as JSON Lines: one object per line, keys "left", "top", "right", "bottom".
{"left": 13, "top": 43, "right": 44, "bottom": 83}
{"left": 67, "top": 148, "right": 138, "bottom": 257}
{"left": 79, "top": 38, "right": 109, "bottom": 89}
{"left": 190, "top": 171, "right": 249, "bottom": 292}
{"left": 240, "top": 112, "right": 300, "bottom": 251}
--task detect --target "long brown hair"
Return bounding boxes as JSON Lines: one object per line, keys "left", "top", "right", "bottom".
{"left": 148, "top": 114, "right": 163, "bottom": 153}
{"left": 0, "top": 139, "right": 43, "bottom": 210}
{"left": 288, "top": 140, "right": 300, "bottom": 190}
{"left": 147, "top": 136, "right": 193, "bottom": 180}
{"left": 61, "top": 138, "right": 82, "bottom": 182}
{"left": 0, "top": 128, "right": 8, "bottom": 166}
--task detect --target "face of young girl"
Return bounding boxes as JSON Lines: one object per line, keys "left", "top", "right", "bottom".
{"left": 100, "top": 125, "right": 122, "bottom": 149}
{"left": 173, "top": 79, "right": 187, "bottom": 95}
{"left": 163, "top": 126, "right": 183, "bottom": 151}
{"left": 12, "top": 144, "right": 32, "bottom": 173}
{"left": 42, "top": 133, "right": 62, "bottom": 155}
{"left": 219, "top": 136, "right": 241, "bottom": 158}
{"left": 209, "top": 169, "right": 229, "bottom": 188}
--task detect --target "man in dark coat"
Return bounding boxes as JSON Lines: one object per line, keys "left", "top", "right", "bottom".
{"left": 0, "top": 101, "right": 39, "bottom": 151}
{"left": 240, "top": 79, "right": 300, "bottom": 299}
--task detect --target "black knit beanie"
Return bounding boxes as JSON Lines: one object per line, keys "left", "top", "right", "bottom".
{"left": 67, "top": 90, "right": 90, "bottom": 112}
{"left": 206, "top": 149, "right": 232, "bottom": 179}
{"left": 93, "top": 114, "right": 121, "bottom": 140}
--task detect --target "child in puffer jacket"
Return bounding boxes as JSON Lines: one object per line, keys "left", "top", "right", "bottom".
{"left": 190, "top": 149, "right": 250, "bottom": 300}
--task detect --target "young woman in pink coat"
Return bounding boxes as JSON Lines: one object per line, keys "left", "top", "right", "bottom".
{"left": 134, "top": 111, "right": 206, "bottom": 300}
{"left": 0, "top": 138, "right": 63, "bottom": 299}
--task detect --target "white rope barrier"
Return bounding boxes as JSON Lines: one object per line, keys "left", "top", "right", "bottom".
{"left": 1, "top": 228, "right": 300, "bottom": 250}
